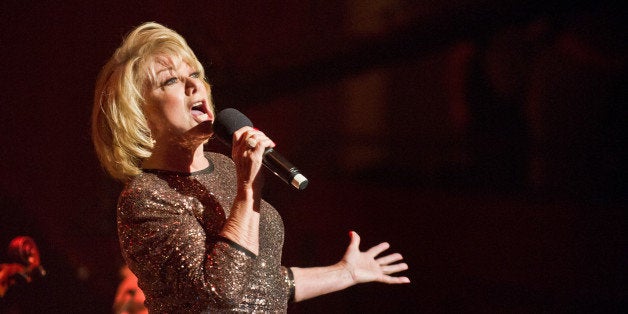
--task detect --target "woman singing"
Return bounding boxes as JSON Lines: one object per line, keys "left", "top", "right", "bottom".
{"left": 92, "top": 22, "right": 409, "bottom": 313}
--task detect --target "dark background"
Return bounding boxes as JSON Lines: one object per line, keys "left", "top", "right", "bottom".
{"left": 1, "top": 0, "right": 625, "bottom": 313}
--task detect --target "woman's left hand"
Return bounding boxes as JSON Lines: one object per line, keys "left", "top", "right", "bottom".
{"left": 340, "top": 231, "right": 410, "bottom": 285}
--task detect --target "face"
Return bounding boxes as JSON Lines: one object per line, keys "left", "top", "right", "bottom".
{"left": 143, "top": 56, "right": 214, "bottom": 142}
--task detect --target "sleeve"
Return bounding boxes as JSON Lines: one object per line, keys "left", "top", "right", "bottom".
{"left": 117, "top": 186, "right": 255, "bottom": 308}
{"left": 282, "top": 266, "right": 296, "bottom": 303}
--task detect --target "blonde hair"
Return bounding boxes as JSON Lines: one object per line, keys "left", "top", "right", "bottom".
{"left": 92, "top": 22, "right": 212, "bottom": 181}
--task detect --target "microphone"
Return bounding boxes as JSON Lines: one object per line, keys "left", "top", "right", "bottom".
{"left": 213, "top": 108, "right": 308, "bottom": 190}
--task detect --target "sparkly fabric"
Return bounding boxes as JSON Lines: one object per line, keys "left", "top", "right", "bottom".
{"left": 117, "top": 152, "right": 293, "bottom": 313}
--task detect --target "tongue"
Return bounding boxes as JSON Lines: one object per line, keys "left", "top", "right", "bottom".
{"left": 192, "top": 110, "right": 209, "bottom": 123}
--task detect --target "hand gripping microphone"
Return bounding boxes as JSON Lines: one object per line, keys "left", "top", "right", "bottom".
{"left": 213, "top": 108, "right": 309, "bottom": 190}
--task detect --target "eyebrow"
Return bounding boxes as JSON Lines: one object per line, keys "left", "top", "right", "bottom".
{"left": 155, "top": 67, "right": 174, "bottom": 76}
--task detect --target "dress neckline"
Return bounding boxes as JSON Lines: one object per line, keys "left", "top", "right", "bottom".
{"left": 142, "top": 157, "right": 214, "bottom": 176}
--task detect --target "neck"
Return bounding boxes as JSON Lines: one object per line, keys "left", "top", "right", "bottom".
{"left": 142, "top": 141, "right": 208, "bottom": 173}
{"left": 143, "top": 121, "right": 214, "bottom": 173}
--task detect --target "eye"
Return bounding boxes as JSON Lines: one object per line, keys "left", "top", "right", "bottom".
{"left": 189, "top": 72, "right": 201, "bottom": 79}
{"left": 162, "top": 77, "right": 179, "bottom": 86}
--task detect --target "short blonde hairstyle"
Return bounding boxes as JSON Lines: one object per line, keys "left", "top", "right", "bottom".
{"left": 92, "top": 22, "right": 213, "bottom": 181}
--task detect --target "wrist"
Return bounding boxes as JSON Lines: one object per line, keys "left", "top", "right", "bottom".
{"left": 233, "top": 187, "right": 261, "bottom": 212}
{"left": 236, "top": 179, "right": 263, "bottom": 200}
{"left": 335, "top": 261, "right": 358, "bottom": 287}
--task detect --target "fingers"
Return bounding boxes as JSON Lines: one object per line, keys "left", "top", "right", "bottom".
{"left": 348, "top": 231, "right": 361, "bottom": 251}
{"left": 366, "top": 241, "right": 390, "bottom": 257}
{"left": 363, "top": 237, "right": 410, "bottom": 284}
{"left": 243, "top": 132, "right": 275, "bottom": 152}
{"left": 245, "top": 137, "right": 258, "bottom": 149}
{"left": 232, "top": 127, "right": 275, "bottom": 157}
{"left": 379, "top": 275, "right": 411, "bottom": 284}
{"left": 376, "top": 252, "right": 404, "bottom": 266}
{"left": 377, "top": 252, "right": 410, "bottom": 284}
{"left": 353, "top": 234, "right": 406, "bottom": 265}
{"left": 381, "top": 261, "right": 409, "bottom": 274}
{"left": 231, "top": 127, "right": 275, "bottom": 190}
{"left": 377, "top": 252, "right": 409, "bottom": 279}
{"left": 343, "top": 233, "right": 411, "bottom": 285}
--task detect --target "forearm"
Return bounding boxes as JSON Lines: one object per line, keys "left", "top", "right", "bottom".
{"left": 220, "top": 187, "right": 261, "bottom": 255}
{"left": 290, "top": 262, "right": 355, "bottom": 302}
{"left": 220, "top": 126, "right": 272, "bottom": 256}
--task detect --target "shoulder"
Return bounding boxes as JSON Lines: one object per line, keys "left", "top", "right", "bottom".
{"left": 117, "top": 173, "right": 179, "bottom": 218}
{"left": 120, "top": 172, "right": 165, "bottom": 199}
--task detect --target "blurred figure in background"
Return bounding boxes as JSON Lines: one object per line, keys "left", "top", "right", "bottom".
{"left": 112, "top": 266, "right": 147, "bottom": 314}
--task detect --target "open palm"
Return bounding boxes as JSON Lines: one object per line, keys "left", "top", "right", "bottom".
{"left": 341, "top": 231, "right": 410, "bottom": 284}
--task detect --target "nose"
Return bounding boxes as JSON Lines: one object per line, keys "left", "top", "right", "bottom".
{"left": 185, "top": 77, "right": 201, "bottom": 95}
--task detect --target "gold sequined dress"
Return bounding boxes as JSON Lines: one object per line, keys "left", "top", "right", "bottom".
{"left": 117, "top": 152, "right": 294, "bottom": 313}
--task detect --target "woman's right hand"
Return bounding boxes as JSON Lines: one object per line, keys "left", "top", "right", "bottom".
{"left": 231, "top": 126, "right": 275, "bottom": 193}
{"left": 222, "top": 127, "right": 274, "bottom": 254}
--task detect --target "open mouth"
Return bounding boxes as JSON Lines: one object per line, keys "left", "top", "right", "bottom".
{"left": 191, "top": 101, "right": 211, "bottom": 122}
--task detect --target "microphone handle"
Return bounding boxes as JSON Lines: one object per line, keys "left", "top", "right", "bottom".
{"left": 262, "top": 148, "right": 308, "bottom": 190}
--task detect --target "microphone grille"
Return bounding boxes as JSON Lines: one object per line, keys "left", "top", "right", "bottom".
{"left": 213, "top": 108, "right": 253, "bottom": 146}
